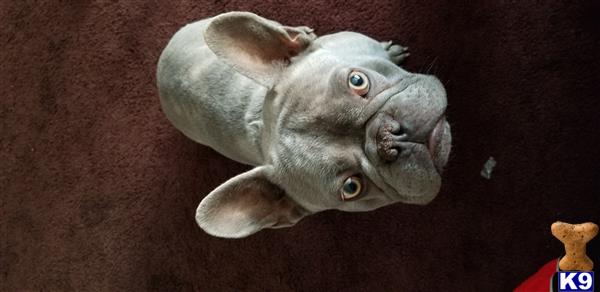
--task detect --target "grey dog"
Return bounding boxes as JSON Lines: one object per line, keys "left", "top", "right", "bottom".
{"left": 157, "top": 12, "right": 452, "bottom": 238}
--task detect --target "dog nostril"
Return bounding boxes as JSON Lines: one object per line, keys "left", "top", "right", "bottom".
{"left": 386, "top": 118, "right": 406, "bottom": 137}
{"left": 391, "top": 126, "right": 405, "bottom": 136}
{"left": 377, "top": 134, "right": 402, "bottom": 162}
{"left": 390, "top": 146, "right": 402, "bottom": 159}
{"left": 379, "top": 146, "right": 401, "bottom": 162}
{"left": 376, "top": 116, "right": 406, "bottom": 162}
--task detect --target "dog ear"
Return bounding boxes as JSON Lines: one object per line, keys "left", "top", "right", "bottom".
{"left": 195, "top": 166, "right": 308, "bottom": 238}
{"left": 204, "top": 11, "right": 315, "bottom": 87}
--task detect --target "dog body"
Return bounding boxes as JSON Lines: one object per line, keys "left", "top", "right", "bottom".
{"left": 157, "top": 12, "right": 452, "bottom": 238}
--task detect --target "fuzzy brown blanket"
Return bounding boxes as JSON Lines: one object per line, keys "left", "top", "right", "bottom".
{"left": 2, "top": 1, "right": 599, "bottom": 291}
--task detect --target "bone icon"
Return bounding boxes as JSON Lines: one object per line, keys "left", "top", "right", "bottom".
{"left": 551, "top": 221, "right": 598, "bottom": 271}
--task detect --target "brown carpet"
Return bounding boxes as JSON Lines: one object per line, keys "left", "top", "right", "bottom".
{"left": 2, "top": 1, "right": 599, "bottom": 291}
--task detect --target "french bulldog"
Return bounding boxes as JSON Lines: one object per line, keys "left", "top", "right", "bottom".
{"left": 157, "top": 12, "right": 452, "bottom": 238}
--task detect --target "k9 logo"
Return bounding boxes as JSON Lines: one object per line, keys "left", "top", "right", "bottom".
{"left": 559, "top": 272, "right": 594, "bottom": 292}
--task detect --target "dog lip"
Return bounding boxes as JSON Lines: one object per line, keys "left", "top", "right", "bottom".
{"left": 427, "top": 116, "right": 449, "bottom": 173}
{"left": 428, "top": 117, "right": 445, "bottom": 160}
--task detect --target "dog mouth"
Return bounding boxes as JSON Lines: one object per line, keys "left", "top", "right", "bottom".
{"left": 360, "top": 76, "right": 451, "bottom": 203}
{"left": 427, "top": 117, "right": 451, "bottom": 173}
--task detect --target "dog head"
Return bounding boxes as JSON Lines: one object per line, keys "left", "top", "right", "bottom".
{"left": 196, "top": 12, "right": 451, "bottom": 238}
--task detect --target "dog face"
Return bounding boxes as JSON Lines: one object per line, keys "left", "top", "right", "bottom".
{"left": 194, "top": 12, "right": 451, "bottom": 238}
{"left": 270, "top": 55, "right": 450, "bottom": 212}
{"left": 270, "top": 54, "right": 450, "bottom": 213}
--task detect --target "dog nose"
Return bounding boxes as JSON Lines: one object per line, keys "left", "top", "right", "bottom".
{"left": 375, "top": 114, "right": 438, "bottom": 162}
{"left": 376, "top": 116, "right": 408, "bottom": 162}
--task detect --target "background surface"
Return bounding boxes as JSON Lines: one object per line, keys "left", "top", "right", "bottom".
{"left": 2, "top": 1, "right": 599, "bottom": 291}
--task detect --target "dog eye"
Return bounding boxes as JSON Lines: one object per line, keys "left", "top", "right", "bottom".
{"left": 340, "top": 176, "right": 363, "bottom": 201}
{"left": 348, "top": 71, "right": 369, "bottom": 97}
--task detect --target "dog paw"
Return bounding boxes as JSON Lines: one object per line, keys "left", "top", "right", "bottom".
{"left": 382, "top": 41, "right": 410, "bottom": 65}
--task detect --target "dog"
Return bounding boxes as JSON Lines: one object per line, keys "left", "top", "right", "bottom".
{"left": 157, "top": 12, "right": 452, "bottom": 238}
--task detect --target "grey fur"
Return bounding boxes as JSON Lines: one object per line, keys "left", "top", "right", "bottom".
{"left": 157, "top": 12, "right": 452, "bottom": 238}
